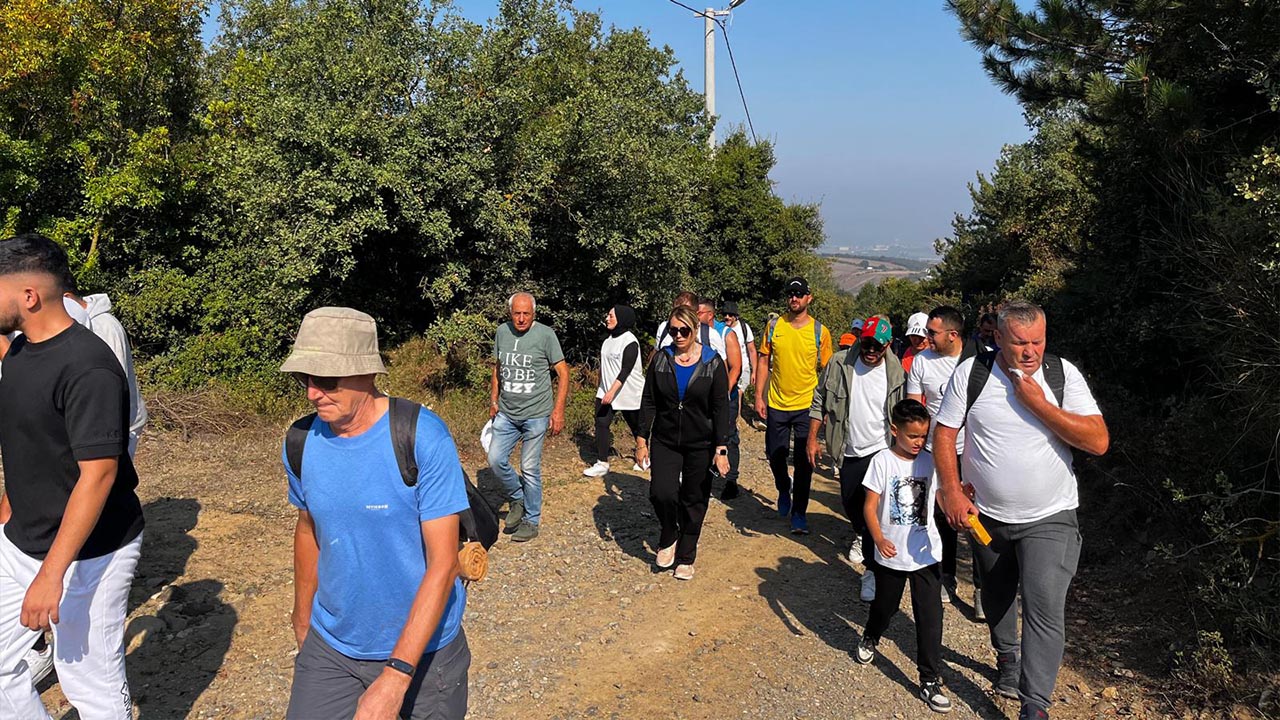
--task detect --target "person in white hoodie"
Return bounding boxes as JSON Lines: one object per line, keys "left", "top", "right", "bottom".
{"left": 61, "top": 284, "right": 147, "bottom": 458}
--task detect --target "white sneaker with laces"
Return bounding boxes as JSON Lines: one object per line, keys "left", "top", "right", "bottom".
{"left": 848, "top": 537, "right": 864, "bottom": 564}
{"left": 25, "top": 639, "right": 53, "bottom": 685}
{"left": 583, "top": 461, "right": 610, "bottom": 478}
{"left": 860, "top": 572, "right": 876, "bottom": 602}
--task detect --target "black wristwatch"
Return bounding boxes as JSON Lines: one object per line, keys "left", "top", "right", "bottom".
{"left": 716, "top": 448, "right": 728, "bottom": 456}
{"left": 386, "top": 657, "right": 416, "bottom": 677}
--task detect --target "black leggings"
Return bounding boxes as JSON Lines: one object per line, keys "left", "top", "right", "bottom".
{"left": 594, "top": 399, "right": 640, "bottom": 462}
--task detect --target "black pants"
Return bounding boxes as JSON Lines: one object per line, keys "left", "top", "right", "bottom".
{"left": 649, "top": 441, "right": 714, "bottom": 565}
{"left": 724, "top": 392, "right": 741, "bottom": 484}
{"left": 865, "top": 563, "right": 944, "bottom": 683}
{"left": 839, "top": 454, "right": 878, "bottom": 573}
{"left": 766, "top": 407, "right": 812, "bottom": 515}
{"left": 594, "top": 399, "right": 640, "bottom": 462}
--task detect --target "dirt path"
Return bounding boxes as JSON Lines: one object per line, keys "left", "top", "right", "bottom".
{"left": 30, "top": 422, "right": 1162, "bottom": 719}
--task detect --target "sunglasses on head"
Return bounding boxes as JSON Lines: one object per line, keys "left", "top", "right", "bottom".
{"left": 667, "top": 324, "right": 693, "bottom": 339}
{"left": 293, "top": 373, "right": 340, "bottom": 392}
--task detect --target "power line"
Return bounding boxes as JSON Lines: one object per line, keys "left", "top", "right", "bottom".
{"left": 717, "top": 22, "right": 758, "bottom": 144}
{"left": 664, "top": 0, "right": 759, "bottom": 145}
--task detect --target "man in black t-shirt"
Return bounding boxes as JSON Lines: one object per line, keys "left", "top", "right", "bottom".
{"left": 0, "top": 233, "right": 144, "bottom": 719}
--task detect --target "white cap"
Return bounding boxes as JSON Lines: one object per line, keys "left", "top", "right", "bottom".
{"left": 906, "top": 312, "right": 929, "bottom": 337}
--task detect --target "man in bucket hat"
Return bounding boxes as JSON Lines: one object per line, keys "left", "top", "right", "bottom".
{"left": 281, "top": 307, "right": 471, "bottom": 720}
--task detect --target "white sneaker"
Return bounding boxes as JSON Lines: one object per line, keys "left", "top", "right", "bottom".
{"left": 583, "top": 461, "right": 610, "bottom": 478}
{"left": 848, "top": 537, "right": 864, "bottom": 564}
{"left": 25, "top": 639, "right": 53, "bottom": 685}
{"left": 860, "top": 572, "right": 876, "bottom": 602}
{"left": 656, "top": 541, "right": 677, "bottom": 569}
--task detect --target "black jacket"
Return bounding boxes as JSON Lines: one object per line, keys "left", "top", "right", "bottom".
{"left": 639, "top": 347, "right": 731, "bottom": 450}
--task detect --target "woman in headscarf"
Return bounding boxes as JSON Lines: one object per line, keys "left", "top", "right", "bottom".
{"left": 635, "top": 305, "right": 731, "bottom": 580}
{"left": 583, "top": 305, "right": 646, "bottom": 477}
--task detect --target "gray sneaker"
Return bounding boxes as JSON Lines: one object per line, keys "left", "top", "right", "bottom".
{"left": 512, "top": 523, "right": 539, "bottom": 543}
{"left": 995, "top": 651, "right": 1020, "bottom": 699}
{"left": 504, "top": 499, "right": 525, "bottom": 534}
{"left": 920, "top": 680, "right": 952, "bottom": 713}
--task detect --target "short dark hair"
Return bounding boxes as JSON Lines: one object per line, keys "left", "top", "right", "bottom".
{"left": 979, "top": 312, "right": 998, "bottom": 326}
{"left": 928, "top": 305, "right": 964, "bottom": 333}
{"left": 0, "top": 233, "right": 71, "bottom": 280}
{"left": 891, "top": 398, "right": 931, "bottom": 426}
{"left": 672, "top": 291, "right": 698, "bottom": 309}
{"left": 697, "top": 296, "right": 716, "bottom": 311}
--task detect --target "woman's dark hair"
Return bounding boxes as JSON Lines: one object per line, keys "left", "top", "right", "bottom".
{"left": 891, "top": 398, "right": 931, "bottom": 426}
{"left": 0, "top": 233, "right": 71, "bottom": 279}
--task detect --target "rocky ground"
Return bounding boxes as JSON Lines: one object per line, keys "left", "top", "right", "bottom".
{"left": 25, "top": 418, "right": 1211, "bottom": 719}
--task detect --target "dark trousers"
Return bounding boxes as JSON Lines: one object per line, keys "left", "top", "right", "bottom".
{"left": 724, "top": 391, "right": 741, "bottom": 484}
{"left": 973, "top": 509, "right": 1081, "bottom": 710}
{"left": 649, "top": 441, "right": 714, "bottom": 565}
{"left": 839, "top": 453, "right": 878, "bottom": 573}
{"left": 766, "top": 407, "right": 812, "bottom": 515}
{"left": 865, "top": 563, "right": 944, "bottom": 683}
{"left": 593, "top": 399, "right": 640, "bottom": 462}
{"left": 287, "top": 628, "right": 470, "bottom": 719}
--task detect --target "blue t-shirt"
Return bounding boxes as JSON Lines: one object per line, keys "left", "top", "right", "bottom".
{"left": 284, "top": 406, "right": 470, "bottom": 660}
{"left": 667, "top": 345, "right": 716, "bottom": 399}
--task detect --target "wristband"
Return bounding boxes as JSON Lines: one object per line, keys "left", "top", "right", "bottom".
{"left": 385, "top": 657, "right": 416, "bottom": 677}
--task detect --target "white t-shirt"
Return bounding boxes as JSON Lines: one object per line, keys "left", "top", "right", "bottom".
{"left": 862, "top": 448, "right": 942, "bottom": 571}
{"left": 845, "top": 358, "right": 889, "bottom": 458}
{"left": 656, "top": 321, "right": 726, "bottom": 362}
{"left": 906, "top": 349, "right": 966, "bottom": 455}
{"left": 935, "top": 356, "right": 1102, "bottom": 524}
{"left": 723, "top": 320, "right": 754, "bottom": 391}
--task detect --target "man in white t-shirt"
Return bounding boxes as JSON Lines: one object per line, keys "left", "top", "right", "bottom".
{"left": 906, "top": 305, "right": 979, "bottom": 613}
{"left": 716, "top": 300, "right": 754, "bottom": 499}
{"left": 934, "top": 301, "right": 1108, "bottom": 720}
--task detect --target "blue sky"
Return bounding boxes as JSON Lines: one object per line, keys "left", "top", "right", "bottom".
{"left": 202, "top": 1, "right": 1030, "bottom": 259}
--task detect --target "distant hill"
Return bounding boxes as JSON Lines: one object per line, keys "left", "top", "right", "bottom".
{"left": 823, "top": 254, "right": 934, "bottom": 294}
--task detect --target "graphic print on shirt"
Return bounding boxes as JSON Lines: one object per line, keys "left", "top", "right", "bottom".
{"left": 498, "top": 344, "right": 537, "bottom": 395}
{"left": 889, "top": 474, "right": 929, "bottom": 527}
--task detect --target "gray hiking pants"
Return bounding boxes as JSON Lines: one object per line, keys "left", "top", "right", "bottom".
{"left": 973, "top": 509, "right": 1081, "bottom": 712}
{"left": 287, "top": 628, "right": 469, "bottom": 719}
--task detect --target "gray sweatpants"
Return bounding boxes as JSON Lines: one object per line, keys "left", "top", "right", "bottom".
{"left": 973, "top": 509, "right": 1081, "bottom": 712}
{"left": 286, "top": 628, "right": 469, "bottom": 719}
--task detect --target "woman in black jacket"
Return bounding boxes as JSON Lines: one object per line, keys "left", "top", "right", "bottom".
{"left": 636, "top": 305, "right": 731, "bottom": 580}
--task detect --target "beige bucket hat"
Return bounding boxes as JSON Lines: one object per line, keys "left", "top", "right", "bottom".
{"left": 279, "top": 307, "right": 388, "bottom": 377}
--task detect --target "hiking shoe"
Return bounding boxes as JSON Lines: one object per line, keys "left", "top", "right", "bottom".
{"left": 674, "top": 564, "right": 695, "bottom": 581}
{"left": 790, "top": 514, "right": 810, "bottom": 535}
{"left": 853, "top": 637, "right": 876, "bottom": 664}
{"left": 777, "top": 492, "right": 792, "bottom": 518}
{"left": 503, "top": 500, "right": 525, "bottom": 534}
{"left": 583, "top": 461, "right": 610, "bottom": 478}
{"left": 656, "top": 541, "right": 677, "bottom": 569}
{"left": 920, "top": 680, "right": 952, "bottom": 713}
{"left": 24, "top": 638, "right": 53, "bottom": 685}
{"left": 1018, "top": 704, "right": 1049, "bottom": 720}
{"left": 860, "top": 572, "right": 876, "bottom": 602}
{"left": 511, "top": 523, "right": 539, "bottom": 543}
{"left": 719, "top": 481, "right": 740, "bottom": 500}
{"left": 995, "top": 651, "right": 1020, "bottom": 699}
{"left": 941, "top": 574, "right": 956, "bottom": 604}
{"left": 973, "top": 590, "right": 986, "bottom": 622}
{"left": 848, "top": 536, "right": 864, "bottom": 564}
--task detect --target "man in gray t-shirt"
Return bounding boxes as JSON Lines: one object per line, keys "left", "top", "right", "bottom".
{"left": 488, "top": 292, "right": 568, "bottom": 543}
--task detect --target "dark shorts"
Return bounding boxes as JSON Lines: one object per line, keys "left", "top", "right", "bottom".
{"left": 287, "top": 628, "right": 470, "bottom": 720}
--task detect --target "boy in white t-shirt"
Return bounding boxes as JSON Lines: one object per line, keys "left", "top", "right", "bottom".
{"left": 854, "top": 399, "right": 951, "bottom": 714}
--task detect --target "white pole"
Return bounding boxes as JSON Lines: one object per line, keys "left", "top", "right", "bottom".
{"left": 704, "top": 8, "right": 716, "bottom": 148}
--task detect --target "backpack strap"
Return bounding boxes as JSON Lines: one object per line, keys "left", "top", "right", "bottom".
{"left": 388, "top": 396, "right": 421, "bottom": 487}
{"left": 700, "top": 322, "right": 711, "bottom": 349}
{"left": 964, "top": 350, "right": 998, "bottom": 422}
{"left": 1042, "top": 353, "right": 1066, "bottom": 407}
{"left": 959, "top": 337, "right": 978, "bottom": 363}
{"left": 285, "top": 413, "right": 317, "bottom": 479}
{"left": 812, "top": 321, "right": 823, "bottom": 370}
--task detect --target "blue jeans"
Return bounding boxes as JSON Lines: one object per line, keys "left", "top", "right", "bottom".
{"left": 487, "top": 413, "right": 549, "bottom": 526}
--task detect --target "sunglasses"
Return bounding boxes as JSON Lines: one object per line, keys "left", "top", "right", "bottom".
{"left": 293, "top": 373, "right": 340, "bottom": 392}
{"left": 925, "top": 327, "right": 954, "bottom": 338}
{"left": 667, "top": 324, "right": 693, "bottom": 339}
{"left": 786, "top": 290, "right": 806, "bottom": 298}
{"left": 860, "top": 341, "right": 886, "bottom": 353}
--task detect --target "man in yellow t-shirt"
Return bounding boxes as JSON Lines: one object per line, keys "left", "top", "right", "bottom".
{"left": 753, "top": 277, "right": 834, "bottom": 535}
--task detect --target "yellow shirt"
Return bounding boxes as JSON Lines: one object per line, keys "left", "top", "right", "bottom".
{"left": 759, "top": 317, "right": 834, "bottom": 411}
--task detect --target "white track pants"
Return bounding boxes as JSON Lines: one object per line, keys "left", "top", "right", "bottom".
{"left": 0, "top": 527, "right": 141, "bottom": 720}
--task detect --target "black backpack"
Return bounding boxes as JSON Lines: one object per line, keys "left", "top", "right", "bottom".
{"left": 963, "top": 350, "right": 1066, "bottom": 421}
{"left": 285, "top": 396, "right": 499, "bottom": 550}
